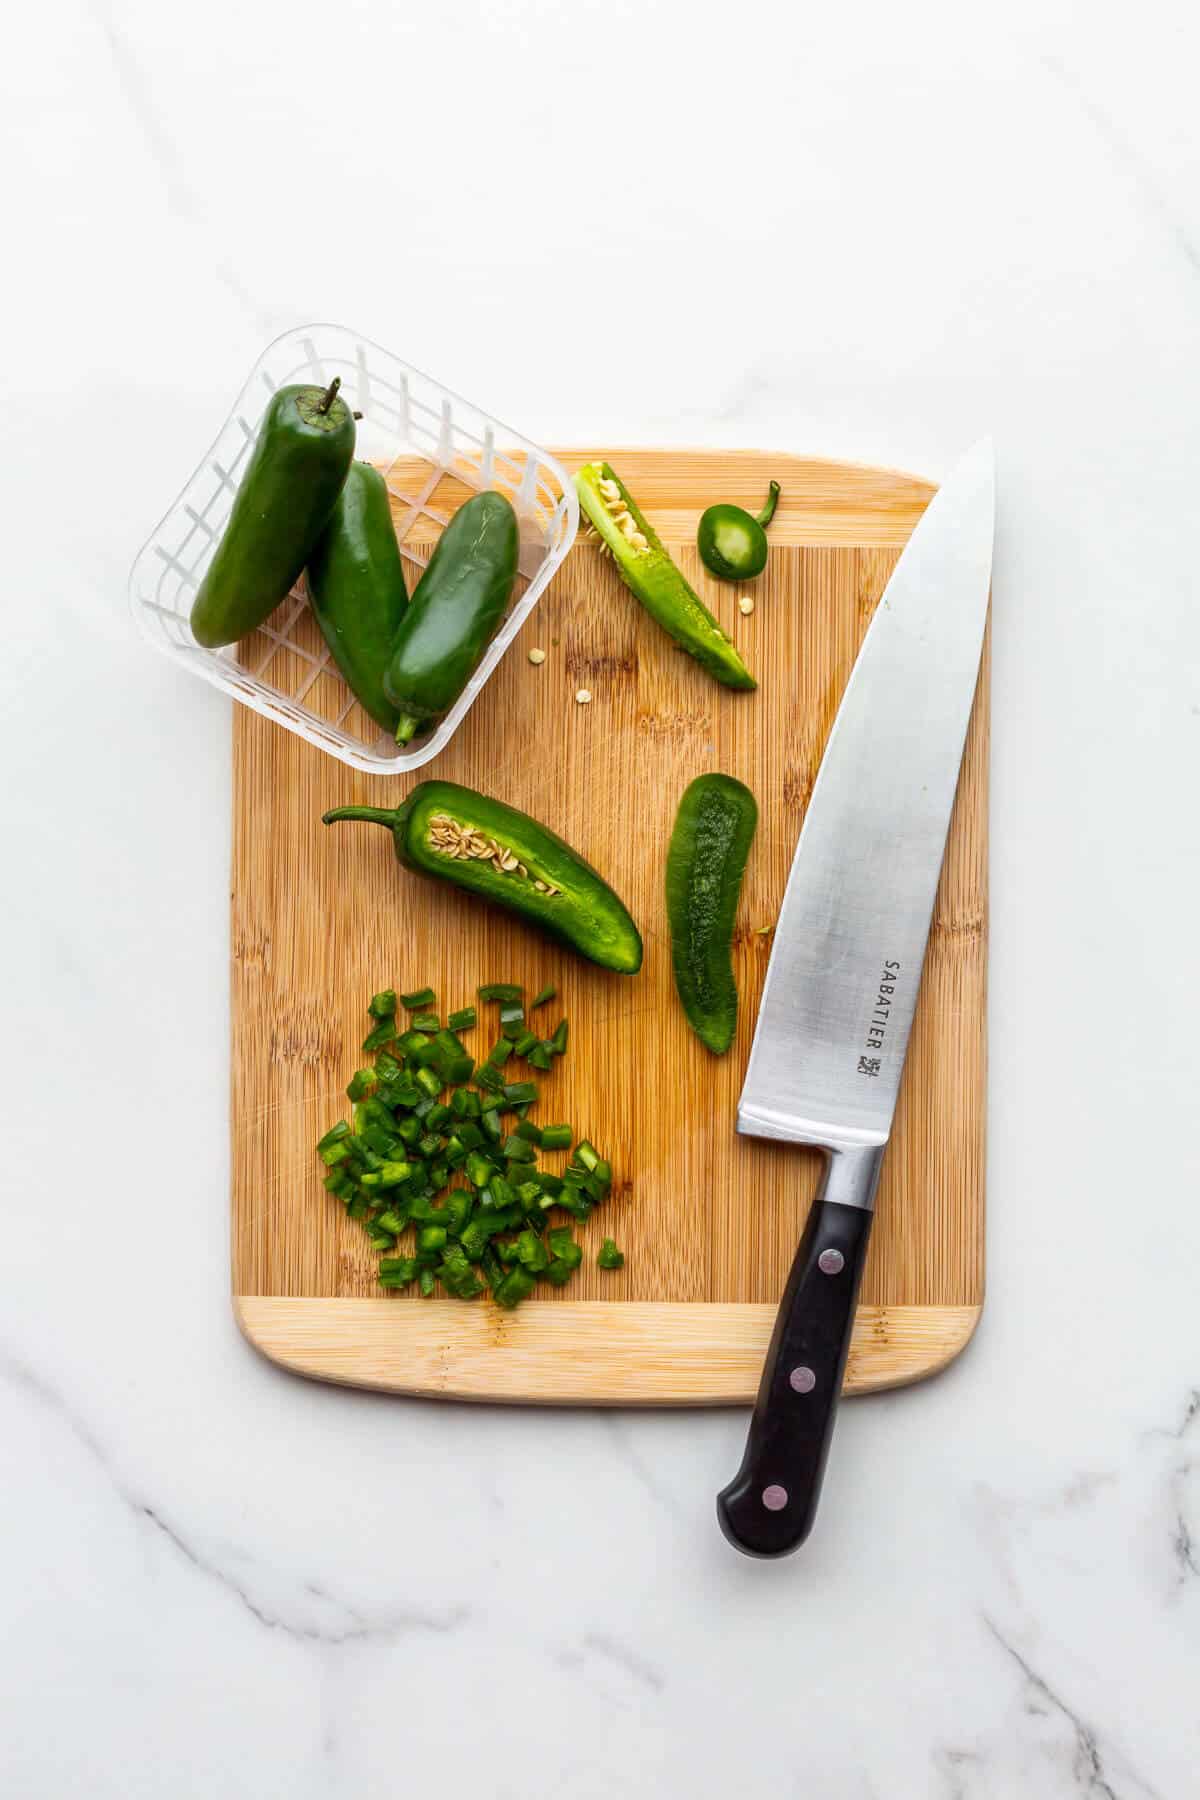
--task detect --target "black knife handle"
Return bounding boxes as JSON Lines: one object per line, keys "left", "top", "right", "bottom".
{"left": 717, "top": 1147, "right": 882, "bottom": 1558}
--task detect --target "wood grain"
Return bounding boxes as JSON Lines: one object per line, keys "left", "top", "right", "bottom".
{"left": 232, "top": 449, "right": 987, "bottom": 1403}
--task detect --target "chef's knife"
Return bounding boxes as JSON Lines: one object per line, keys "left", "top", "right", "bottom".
{"left": 717, "top": 440, "right": 994, "bottom": 1558}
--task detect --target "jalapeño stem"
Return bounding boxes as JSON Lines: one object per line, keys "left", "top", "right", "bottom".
{"left": 755, "top": 480, "right": 781, "bottom": 528}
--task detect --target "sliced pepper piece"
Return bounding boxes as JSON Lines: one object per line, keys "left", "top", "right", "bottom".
{"left": 574, "top": 461, "right": 755, "bottom": 691}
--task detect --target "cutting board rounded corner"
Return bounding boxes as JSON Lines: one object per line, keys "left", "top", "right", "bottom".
{"left": 233, "top": 1296, "right": 984, "bottom": 1405}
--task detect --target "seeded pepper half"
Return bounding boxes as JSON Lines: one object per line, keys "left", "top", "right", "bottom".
{"left": 323, "top": 780, "right": 643, "bottom": 974}
{"left": 574, "top": 462, "right": 755, "bottom": 690}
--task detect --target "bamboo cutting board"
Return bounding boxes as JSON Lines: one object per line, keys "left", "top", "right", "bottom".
{"left": 232, "top": 449, "right": 986, "bottom": 1404}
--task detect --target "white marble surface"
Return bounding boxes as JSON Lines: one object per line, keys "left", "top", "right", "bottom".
{"left": 4, "top": 0, "right": 1199, "bottom": 1793}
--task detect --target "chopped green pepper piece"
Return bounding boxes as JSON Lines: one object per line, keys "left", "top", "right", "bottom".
{"left": 478, "top": 982, "right": 523, "bottom": 1003}
{"left": 501, "top": 1135, "right": 537, "bottom": 1163}
{"left": 438, "top": 1244, "right": 486, "bottom": 1299}
{"left": 411, "top": 1010, "right": 441, "bottom": 1033}
{"left": 486, "top": 1038, "right": 514, "bottom": 1067}
{"left": 444, "top": 1190, "right": 472, "bottom": 1237}
{"left": 528, "top": 1043, "right": 554, "bottom": 1071}
{"left": 370, "top": 1160, "right": 414, "bottom": 1189}
{"left": 542, "top": 1257, "right": 576, "bottom": 1286}
{"left": 414, "top": 1065, "right": 442, "bottom": 1099}
{"left": 547, "top": 1227, "right": 582, "bottom": 1264}
{"left": 345, "top": 1068, "right": 374, "bottom": 1102}
{"left": 319, "top": 1138, "right": 353, "bottom": 1167}
{"left": 447, "top": 1006, "right": 477, "bottom": 1032}
{"left": 376, "top": 1207, "right": 409, "bottom": 1235}
{"left": 317, "top": 1120, "right": 351, "bottom": 1152}
{"left": 515, "top": 1119, "right": 543, "bottom": 1145}
{"left": 418, "top": 1267, "right": 436, "bottom": 1296}
{"left": 460, "top": 1213, "right": 506, "bottom": 1261}
{"left": 362, "top": 1019, "right": 398, "bottom": 1052}
{"left": 407, "top": 1192, "right": 443, "bottom": 1224}
{"left": 450, "top": 1086, "right": 481, "bottom": 1119}
{"left": 368, "top": 989, "right": 398, "bottom": 1018}
{"left": 323, "top": 1170, "right": 352, "bottom": 1195}
{"left": 539, "top": 1123, "right": 572, "bottom": 1152}
{"left": 499, "top": 1001, "right": 525, "bottom": 1038}
{"left": 417, "top": 1225, "right": 448, "bottom": 1254}
{"left": 395, "top": 1115, "right": 420, "bottom": 1144}
{"left": 475, "top": 1061, "right": 505, "bottom": 1095}
{"left": 378, "top": 1255, "right": 418, "bottom": 1289}
{"left": 531, "top": 984, "right": 557, "bottom": 1009}
{"left": 366, "top": 1224, "right": 395, "bottom": 1250}
{"left": 597, "top": 1238, "right": 625, "bottom": 1270}
{"left": 466, "top": 1150, "right": 494, "bottom": 1189}
{"left": 493, "top": 1265, "right": 536, "bottom": 1308}
{"left": 503, "top": 1080, "right": 538, "bottom": 1106}
{"left": 514, "top": 1228, "right": 550, "bottom": 1272}
{"left": 358, "top": 1125, "right": 401, "bottom": 1158}
{"left": 550, "top": 1018, "right": 569, "bottom": 1055}
{"left": 432, "top": 1029, "right": 474, "bottom": 1084}
{"left": 398, "top": 1028, "right": 432, "bottom": 1056}
{"left": 555, "top": 1188, "right": 592, "bottom": 1221}
{"left": 480, "top": 1107, "right": 503, "bottom": 1142}
{"left": 425, "top": 1102, "right": 452, "bottom": 1130}
{"left": 480, "top": 1245, "right": 506, "bottom": 1291}
{"left": 452, "top": 1121, "right": 484, "bottom": 1151}
{"left": 401, "top": 986, "right": 436, "bottom": 1010}
{"left": 512, "top": 1029, "right": 539, "bottom": 1057}
{"left": 575, "top": 1139, "right": 600, "bottom": 1173}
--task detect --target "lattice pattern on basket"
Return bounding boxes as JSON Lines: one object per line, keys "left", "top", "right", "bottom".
{"left": 129, "top": 324, "right": 578, "bottom": 774}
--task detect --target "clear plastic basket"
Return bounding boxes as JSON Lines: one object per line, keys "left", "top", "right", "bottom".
{"left": 128, "top": 324, "right": 579, "bottom": 773}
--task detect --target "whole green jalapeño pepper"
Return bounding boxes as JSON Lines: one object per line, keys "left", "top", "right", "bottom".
{"left": 323, "top": 780, "right": 643, "bottom": 974}
{"left": 574, "top": 462, "right": 755, "bottom": 690}
{"left": 697, "top": 481, "right": 781, "bottom": 583}
{"left": 383, "top": 492, "right": 520, "bottom": 744}
{"left": 306, "top": 462, "right": 409, "bottom": 732}
{"left": 190, "top": 378, "right": 355, "bottom": 648}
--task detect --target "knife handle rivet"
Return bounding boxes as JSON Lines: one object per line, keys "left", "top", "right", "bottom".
{"left": 818, "top": 1248, "right": 845, "bottom": 1275}
{"left": 762, "top": 1485, "right": 789, "bottom": 1512}
{"left": 789, "top": 1366, "right": 816, "bottom": 1393}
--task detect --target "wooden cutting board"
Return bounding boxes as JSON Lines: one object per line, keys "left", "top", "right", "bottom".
{"left": 232, "top": 448, "right": 986, "bottom": 1403}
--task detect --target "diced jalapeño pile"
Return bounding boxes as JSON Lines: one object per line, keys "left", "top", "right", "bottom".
{"left": 315, "top": 984, "right": 625, "bottom": 1307}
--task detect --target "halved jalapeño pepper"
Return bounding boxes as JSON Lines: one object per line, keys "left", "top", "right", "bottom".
{"left": 323, "top": 781, "right": 643, "bottom": 974}
{"left": 666, "top": 773, "right": 758, "bottom": 1053}
{"left": 306, "top": 462, "right": 409, "bottom": 732}
{"left": 190, "top": 379, "right": 355, "bottom": 649}
{"left": 383, "top": 491, "right": 520, "bottom": 744}
{"left": 574, "top": 462, "right": 755, "bottom": 690}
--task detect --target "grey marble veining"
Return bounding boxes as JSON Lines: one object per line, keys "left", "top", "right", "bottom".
{"left": 4, "top": 0, "right": 1199, "bottom": 1793}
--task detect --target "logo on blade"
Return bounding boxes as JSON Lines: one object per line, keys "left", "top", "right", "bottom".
{"left": 858, "top": 961, "right": 901, "bottom": 1076}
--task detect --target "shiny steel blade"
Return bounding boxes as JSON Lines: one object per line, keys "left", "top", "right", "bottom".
{"left": 738, "top": 439, "right": 994, "bottom": 1149}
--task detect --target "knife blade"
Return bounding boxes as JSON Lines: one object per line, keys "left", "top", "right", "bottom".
{"left": 717, "top": 439, "right": 994, "bottom": 1557}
